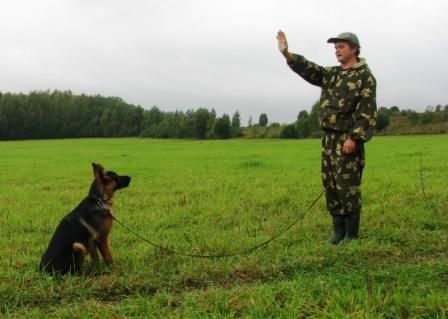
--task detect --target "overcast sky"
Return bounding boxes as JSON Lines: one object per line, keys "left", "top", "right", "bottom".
{"left": 1, "top": 0, "right": 447, "bottom": 124}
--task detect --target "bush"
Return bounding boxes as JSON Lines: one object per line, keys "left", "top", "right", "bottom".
{"left": 419, "top": 112, "right": 434, "bottom": 124}
{"left": 280, "top": 124, "right": 298, "bottom": 138}
{"left": 376, "top": 112, "right": 390, "bottom": 132}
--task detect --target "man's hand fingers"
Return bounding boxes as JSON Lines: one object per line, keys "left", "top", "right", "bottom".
{"left": 277, "top": 31, "right": 288, "bottom": 54}
{"left": 343, "top": 139, "right": 356, "bottom": 154}
{"left": 277, "top": 30, "right": 286, "bottom": 41}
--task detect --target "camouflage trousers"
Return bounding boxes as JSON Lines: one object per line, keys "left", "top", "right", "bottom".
{"left": 321, "top": 131, "right": 365, "bottom": 216}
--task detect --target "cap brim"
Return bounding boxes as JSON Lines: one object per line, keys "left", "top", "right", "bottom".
{"left": 327, "top": 37, "right": 360, "bottom": 48}
{"left": 327, "top": 37, "right": 345, "bottom": 44}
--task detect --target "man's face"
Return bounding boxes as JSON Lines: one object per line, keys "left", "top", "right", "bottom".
{"left": 334, "top": 41, "right": 357, "bottom": 64}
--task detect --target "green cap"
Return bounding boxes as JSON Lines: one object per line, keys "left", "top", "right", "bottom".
{"left": 327, "top": 32, "right": 361, "bottom": 49}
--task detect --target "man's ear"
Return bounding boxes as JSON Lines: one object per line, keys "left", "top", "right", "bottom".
{"left": 92, "top": 163, "right": 105, "bottom": 182}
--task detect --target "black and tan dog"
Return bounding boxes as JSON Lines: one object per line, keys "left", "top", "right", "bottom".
{"left": 40, "top": 163, "right": 131, "bottom": 275}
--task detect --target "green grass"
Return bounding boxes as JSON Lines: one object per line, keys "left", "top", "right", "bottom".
{"left": 0, "top": 136, "right": 447, "bottom": 318}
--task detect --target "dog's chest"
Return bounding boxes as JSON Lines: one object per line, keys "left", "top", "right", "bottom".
{"left": 80, "top": 210, "right": 113, "bottom": 239}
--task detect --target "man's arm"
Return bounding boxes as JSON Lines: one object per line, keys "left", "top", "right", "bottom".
{"left": 276, "top": 30, "right": 327, "bottom": 87}
{"left": 349, "top": 72, "right": 377, "bottom": 143}
{"left": 343, "top": 72, "right": 377, "bottom": 153}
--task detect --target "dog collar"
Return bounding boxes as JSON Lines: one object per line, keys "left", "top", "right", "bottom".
{"left": 93, "top": 196, "right": 114, "bottom": 217}
{"left": 97, "top": 198, "right": 107, "bottom": 210}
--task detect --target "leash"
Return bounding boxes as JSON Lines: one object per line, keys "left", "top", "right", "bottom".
{"left": 112, "top": 189, "right": 325, "bottom": 258}
{"left": 112, "top": 153, "right": 434, "bottom": 258}
{"left": 419, "top": 152, "right": 431, "bottom": 211}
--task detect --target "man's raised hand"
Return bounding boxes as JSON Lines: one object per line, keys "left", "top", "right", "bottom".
{"left": 277, "top": 31, "right": 293, "bottom": 62}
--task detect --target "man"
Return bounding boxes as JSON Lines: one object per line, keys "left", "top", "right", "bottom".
{"left": 277, "top": 31, "right": 377, "bottom": 244}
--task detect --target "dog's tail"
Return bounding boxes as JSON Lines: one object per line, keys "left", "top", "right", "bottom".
{"left": 73, "top": 242, "right": 87, "bottom": 259}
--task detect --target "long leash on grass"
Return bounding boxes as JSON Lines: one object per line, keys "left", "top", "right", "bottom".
{"left": 112, "top": 189, "right": 325, "bottom": 258}
{"left": 418, "top": 151, "right": 438, "bottom": 213}
{"left": 419, "top": 152, "right": 431, "bottom": 211}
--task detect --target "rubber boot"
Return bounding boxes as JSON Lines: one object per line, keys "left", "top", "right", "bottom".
{"left": 343, "top": 211, "right": 360, "bottom": 242}
{"left": 329, "top": 215, "right": 346, "bottom": 245}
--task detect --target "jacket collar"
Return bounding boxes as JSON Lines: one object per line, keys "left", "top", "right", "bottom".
{"left": 339, "top": 58, "right": 366, "bottom": 72}
{"left": 352, "top": 58, "right": 366, "bottom": 69}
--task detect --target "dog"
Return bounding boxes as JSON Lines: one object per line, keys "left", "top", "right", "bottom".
{"left": 40, "top": 163, "right": 131, "bottom": 275}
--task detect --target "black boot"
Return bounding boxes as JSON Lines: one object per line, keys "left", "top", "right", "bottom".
{"left": 343, "top": 211, "right": 360, "bottom": 242}
{"left": 329, "top": 215, "right": 346, "bottom": 245}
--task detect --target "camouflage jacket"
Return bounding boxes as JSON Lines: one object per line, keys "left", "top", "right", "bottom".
{"left": 288, "top": 54, "right": 377, "bottom": 142}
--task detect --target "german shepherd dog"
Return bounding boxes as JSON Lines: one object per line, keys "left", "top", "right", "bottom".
{"left": 40, "top": 163, "right": 131, "bottom": 275}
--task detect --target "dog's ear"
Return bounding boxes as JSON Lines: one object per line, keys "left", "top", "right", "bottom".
{"left": 92, "top": 163, "right": 105, "bottom": 183}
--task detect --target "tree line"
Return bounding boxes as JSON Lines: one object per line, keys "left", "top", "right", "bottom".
{"left": 0, "top": 90, "right": 244, "bottom": 140}
{"left": 0, "top": 90, "right": 446, "bottom": 140}
{"left": 0, "top": 91, "right": 143, "bottom": 139}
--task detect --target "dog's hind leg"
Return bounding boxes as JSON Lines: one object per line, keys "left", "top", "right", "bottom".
{"left": 72, "top": 242, "right": 88, "bottom": 273}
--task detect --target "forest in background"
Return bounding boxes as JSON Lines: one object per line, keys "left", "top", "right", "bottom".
{"left": 0, "top": 90, "right": 447, "bottom": 140}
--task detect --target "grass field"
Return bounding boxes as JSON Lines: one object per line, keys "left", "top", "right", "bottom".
{"left": 0, "top": 136, "right": 447, "bottom": 318}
